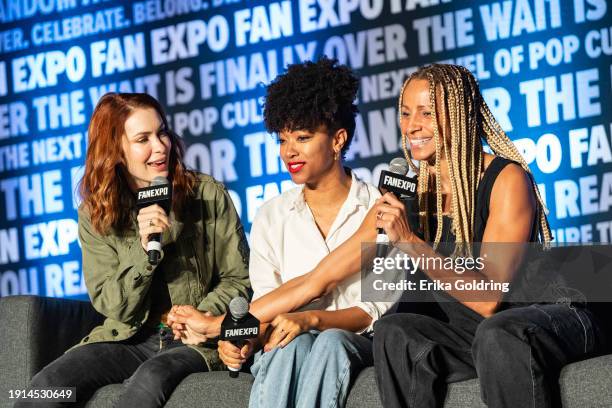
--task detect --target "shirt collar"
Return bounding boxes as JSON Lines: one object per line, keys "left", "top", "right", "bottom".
{"left": 288, "top": 170, "right": 372, "bottom": 212}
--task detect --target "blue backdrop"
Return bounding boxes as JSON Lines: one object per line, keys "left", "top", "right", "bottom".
{"left": 0, "top": 0, "right": 610, "bottom": 299}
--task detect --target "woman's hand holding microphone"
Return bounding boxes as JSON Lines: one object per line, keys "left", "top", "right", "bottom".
{"left": 374, "top": 192, "right": 417, "bottom": 245}
{"left": 136, "top": 204, "right": 171, "bottom": 252}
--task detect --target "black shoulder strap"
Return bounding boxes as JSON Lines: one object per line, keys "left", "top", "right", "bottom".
{"left": 474, "top": 157, "right": 515, "bottom": 242}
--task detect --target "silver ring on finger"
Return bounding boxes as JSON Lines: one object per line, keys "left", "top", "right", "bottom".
{"left": 377, "top": 211, "right": 383, "bottom": 220}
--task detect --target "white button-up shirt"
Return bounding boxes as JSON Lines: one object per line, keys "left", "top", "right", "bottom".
{"left": 249, "top": 171, "right": 392, "bottom": 333}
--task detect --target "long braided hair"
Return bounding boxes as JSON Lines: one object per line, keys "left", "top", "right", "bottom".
{"left": 398, "top": 64, "right": 551, "bottom": 253}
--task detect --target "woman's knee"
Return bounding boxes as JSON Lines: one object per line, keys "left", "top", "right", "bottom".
{"left": 375, "top": 313, "right": 437, "bottom": 343}
{"left": 127, "top": 359, "right": 172, "bottom": 393}
{"left": 31, "top": 365, "right": 67, "bottom": 388}
{"left": 281, "top": 331, "right": 317, "bottom": 354}
{"left": 31, "top": 353, "right": 80, "bottom": 388}
{"left": 472, "top": 311, "right": 528, "bottom": 362}
{"left": 312, "top": 328, "right": 353, "bottom": 348}
{"left": 307, "top": 329, "right": 353, "bottom": 358}
{"left": 256, "top": 332, "right": 316, "bottom": 370}
{"left": 374, "top": 314, "right": 442, "bottom": 362}
{"left": 126, "top": 349, "right": 202, "bottom": 394}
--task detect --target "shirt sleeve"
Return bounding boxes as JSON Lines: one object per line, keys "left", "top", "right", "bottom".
{"left": 79, "top": 206, "right": 161, "bottom": 324}
{"left": 352, "top": 301, "right": 394, "bottom": 334}
{"left": 353, "top": 245, "right": 406, "bottom": 333}
{"left": 248, "top": 206, "right": 283, "bottom": 301}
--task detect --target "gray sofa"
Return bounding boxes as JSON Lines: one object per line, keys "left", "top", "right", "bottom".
{"left": 1, "top": 295, "right": 611, "bottom": 408}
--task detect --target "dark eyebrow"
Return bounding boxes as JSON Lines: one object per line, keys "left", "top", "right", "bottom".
{"left": 402, "top": 104, "right": 429, "bottom": 109}
{"left": 130, "top": 124, "right": 164, "bottom": 139}
{"left": 292, "top": 128, "right": 314, "bottom": 134}
{"left": 283, "top": 130, "right": 314, "bottom": 137}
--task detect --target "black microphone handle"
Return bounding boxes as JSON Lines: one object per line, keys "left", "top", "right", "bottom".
{"left": 376, "top": 190, "right": 397, "bottom": 258}
{"left": 147, "top": 232, "right": 162, "bottom": 265}
{"left": 376, "top": 194, "right": 419, "bottom": 259}
{"left": 375, "top": 228, "right": 390, "bottom": 258}
{"left": 148, "top": 250, "right": 160, "bottom": 265}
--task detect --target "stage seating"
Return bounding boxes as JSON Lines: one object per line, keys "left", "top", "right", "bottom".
{"left": 1, "top": 292, "right": 611, "bottom": 408}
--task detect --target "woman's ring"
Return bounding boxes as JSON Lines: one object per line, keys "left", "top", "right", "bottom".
{"left": 377, "top": 212, "right": 383, "bottom": 220}
{"left": 149, "top": 219, "right": 154, "bottom": 227}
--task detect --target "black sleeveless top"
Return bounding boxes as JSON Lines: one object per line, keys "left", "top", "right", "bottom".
{"left": 407, "top": 157, "right": 539, "bottom": 330}
{"left": 474, "top": 157, "right": 539, "bottom": 243}
{"left": 424, "top": 156, "right": 537, "bottom": 245}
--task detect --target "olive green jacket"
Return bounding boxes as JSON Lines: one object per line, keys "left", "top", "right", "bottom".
{"left": 74, "top": 174, "right": 250, "bottom": 371}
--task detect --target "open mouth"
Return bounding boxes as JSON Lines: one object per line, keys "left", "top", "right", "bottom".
{"left": 410, "top": 138, "right": 432, "bottom": 147}
{"left": 287, "top": 162, "right": 305, "bottom": 173}
{"left": 148, "top": 160, "right": 167, "bottom": 170}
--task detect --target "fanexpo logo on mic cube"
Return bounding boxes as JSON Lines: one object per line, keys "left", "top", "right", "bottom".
{"left": 220, "top": 313, "right": 260, "bottom": 342}
{"left": 224, "top": 327, "right": 258, "bottom": 337}
{"left": 379, "top": 171, "right": 417, "bottom": 198}
{"left": 136, "top": 184, "right": 172, "bottom": 212}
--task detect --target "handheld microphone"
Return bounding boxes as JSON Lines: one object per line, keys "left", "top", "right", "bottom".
{"left": 136, "top": 176, "right": 172, "bottom": 265}
{"left": 220, "top": 297, "right": 260, "bottom": 378}
{"left": 376, "top": 158, "right": 418, "bottom": 258}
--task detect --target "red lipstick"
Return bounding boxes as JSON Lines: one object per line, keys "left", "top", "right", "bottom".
{"left": 287, "top": 162, "right": 305, "bottom": 173}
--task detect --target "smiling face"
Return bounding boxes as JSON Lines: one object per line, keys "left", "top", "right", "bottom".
{"left": 400, "top": 79, "right": 448, "bottom": 162}
{"left": 279, "top": 126, "right": 342, "bottom": 185}
{"left": 121, "top": 107, "right": 171, "bottom": 190}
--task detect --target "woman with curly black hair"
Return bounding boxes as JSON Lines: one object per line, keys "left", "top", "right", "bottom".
{"left": 202, "top": 57, "right": 390, "bottom": 408}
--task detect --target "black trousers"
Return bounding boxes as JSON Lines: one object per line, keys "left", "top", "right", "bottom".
{"left": 14, "top": 327, "right": 208, "bottom": 408}
{"left": 373, "top": 303, "right": 608, "bottom": 408}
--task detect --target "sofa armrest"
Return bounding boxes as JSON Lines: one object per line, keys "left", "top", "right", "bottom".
{"left": 0, "top": 295, "right": 103, "bottom": 406}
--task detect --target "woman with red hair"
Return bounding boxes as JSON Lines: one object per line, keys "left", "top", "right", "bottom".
{"left": 16, "top": 93, "right": 250, "bottom": 408}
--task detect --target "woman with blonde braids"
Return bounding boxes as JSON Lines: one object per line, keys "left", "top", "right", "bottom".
{"left": 371, "top": 64, "right": 608, "bottom": 408}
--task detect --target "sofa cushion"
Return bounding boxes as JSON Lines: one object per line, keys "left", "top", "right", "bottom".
{"left": 85, "top": 372, "right": 255, "bottom": 408}
{"left": 560, "top": 354, "right": 612, "bottom": 407}
{"left": 83, "top": 354, "right": 612, "bottom": 408}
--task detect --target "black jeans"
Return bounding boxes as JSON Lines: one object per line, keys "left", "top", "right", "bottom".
{"left": 373, "top": 303, "right": 608, "bottom": 408}
{"left": 14, "top": 327, "right": 208, "bottom": 408}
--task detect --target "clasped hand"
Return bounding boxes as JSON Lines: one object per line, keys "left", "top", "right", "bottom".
{"left": 167, "top": 305, "right": 223, "bottom": 345}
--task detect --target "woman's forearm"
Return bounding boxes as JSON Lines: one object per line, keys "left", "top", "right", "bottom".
{"left": 309, "top": 307, "right": 372, "bottom": 333}
{"left": 250, "top": 207, "right": 379, "bottom": 323}
{"left": 395, "top": 238, "right": 523, "bottom": 317}
{"left": 250, "top": 274, "right": 311, "bottom": 322}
